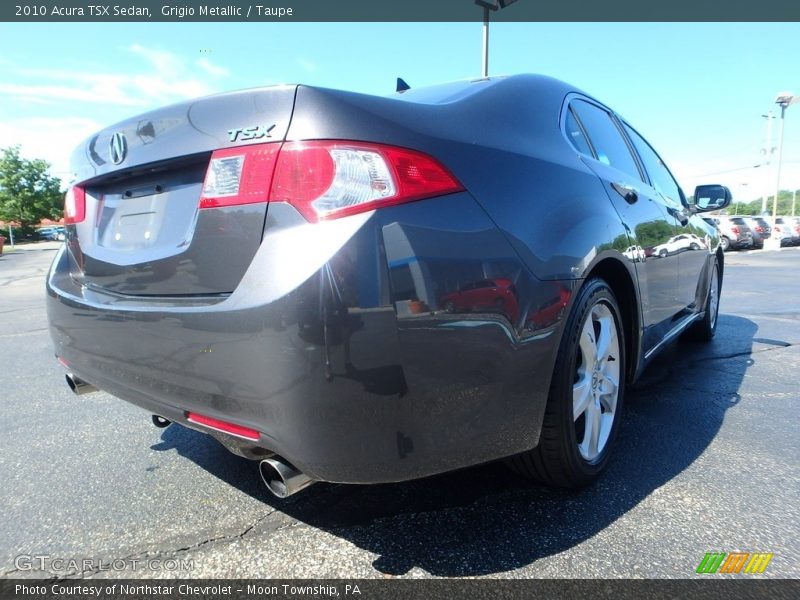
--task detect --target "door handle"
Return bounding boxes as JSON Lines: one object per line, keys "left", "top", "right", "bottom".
{"left": 611, "top": 182, "right": 638, "bottom": 204}
{"left": 667, "top": 206, "right": 689, "bottom": 226}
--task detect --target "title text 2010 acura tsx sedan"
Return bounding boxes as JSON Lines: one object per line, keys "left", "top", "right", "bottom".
{"left": 47, "top": 75, "right": 731, "bottom": 497}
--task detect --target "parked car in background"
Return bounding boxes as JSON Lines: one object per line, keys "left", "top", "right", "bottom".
{"left": 702, "top": 215, "right": 753, "bottom": 251}
{"left": 36, "top": 226, "right": 66, "bottom": 241}
{"left": 775, "top": 216, "right": 800, "bottom": 245}
{"left": 743, "top": 217, "right": 769, "bottom": 249}
{"left": 792, "top": 217, "right": 800, "bottom": 244}
{"left": 768, "top": 220, "right": 793, "bottom": 246}
{"left": 47, "top": 74, "right": 732, "bottom": 497}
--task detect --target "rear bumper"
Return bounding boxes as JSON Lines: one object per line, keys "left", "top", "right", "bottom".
{"left": 47, "top": 195, "right": 566, "bottom": 484}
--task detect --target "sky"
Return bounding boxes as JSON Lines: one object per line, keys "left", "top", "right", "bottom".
{"left": 1, "top": 21, "right": 800, "bottom": 205}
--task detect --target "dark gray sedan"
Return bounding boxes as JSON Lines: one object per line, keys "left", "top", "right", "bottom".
{"left": 47, "top": 75, "right": 730, "bottom": 497}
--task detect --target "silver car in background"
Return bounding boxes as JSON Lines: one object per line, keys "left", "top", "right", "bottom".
{"left": 744, "top": 216, "right": 770, "bottom": 249}
{"left": 702, "top": 216, "right": 753, "bottom": 251}
{"left": 774, "top": 217, "right": 800, "bottom": 245}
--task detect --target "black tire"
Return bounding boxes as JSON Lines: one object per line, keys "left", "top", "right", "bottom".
{"left": 720, "top": 236, "right": 731, "bottom": 252}
{"left": 685, "top": 257, "right": 720, "bottom": 342}
{"left": 507, "top": 278, "right": 626, "bottom": 488}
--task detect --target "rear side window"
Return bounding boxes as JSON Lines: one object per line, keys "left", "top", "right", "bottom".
{"left": 622, "top": 123, "right": 683, "bottom": 207}
{"left": 570, "top": 100, "right": 642, "bottom": 181}
{"left": 565, "top": 109, "right": 594, "bottom": 156}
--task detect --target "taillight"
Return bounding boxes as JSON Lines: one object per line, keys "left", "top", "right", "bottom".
{"left": 731, "top": 226, "right": 740, "bottom": 234}
{"left": 271, "top": 141, "right": 464, "bottom": 221}
{"left": 199, "top": 144, "right": 281, "bottom": 209}
{"left": 64, "top": 186, "right": 86, "bottom": 224}
{"left": 198, "top": 140, "right": 463, "bottom": 222}
{"left": 186, "top": 412, "right": 260, "bottom": 441}
{"left": 755, "top": 226, "right": 764, "bottom": 233}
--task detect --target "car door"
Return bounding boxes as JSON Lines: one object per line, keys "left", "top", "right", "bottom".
{"left": 567, "top": 98, "right": 680, "bottom": 351}
{"left": 620, "top": 122, "right": 709, "bottom": 314}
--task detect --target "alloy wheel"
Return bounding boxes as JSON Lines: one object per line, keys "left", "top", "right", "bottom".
{"left": 572, "top": 302, "right": 621, "bottom": 461}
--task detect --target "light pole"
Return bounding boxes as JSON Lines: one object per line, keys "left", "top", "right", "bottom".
{"left": 761, "top": 111, "right": 775, "bottom": 214}
{"left": 772, "top": 93, "right": 800, "bottom": 220}
{"left": 475, "top": 0, "right": 518, "bottom": 78}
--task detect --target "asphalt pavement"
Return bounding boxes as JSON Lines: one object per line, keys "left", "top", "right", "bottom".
{"left": 0, "top": 242, "right": 798, "bottom": 579}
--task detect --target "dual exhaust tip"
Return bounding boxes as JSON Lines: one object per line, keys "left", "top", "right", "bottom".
{"left": 65, "top": 373, "right": 97, "bottom": 396}
{"left": 145, "top": 413, "right": 314, "bottom": 498}
{"left": 64, "top": 373, "right": 313, "bottom": 498}
{"left": 259, "top": 458, "right": 315, "bottom": 498}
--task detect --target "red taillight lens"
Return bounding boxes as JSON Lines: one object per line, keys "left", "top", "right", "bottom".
{"left": 199, "top": 143, "right": 281, "bottom": 209}
{"left": 198, "top": 140, "right": 464, "bottom": 222}
{"left": 64, "top": 186, "right": 86, "bottom": 224}
{"left": 270, "top": 142, "right": 336, "bottom": 208}
{"left": 186, "top": 412, "right": 260, "bottom": 441}
{"left": 731, "top": 226, "right": 740, "bottom": 234}
{"left": 271, "top": 141, "right": 464, "bottom": 222}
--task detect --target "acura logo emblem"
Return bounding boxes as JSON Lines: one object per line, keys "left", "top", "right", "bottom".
{"left": 109, "top": 132, "right": 128, "bottom": 164}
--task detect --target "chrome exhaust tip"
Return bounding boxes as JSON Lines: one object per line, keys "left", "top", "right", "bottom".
{"left": 152, "top": 415, "right": 171, "bottom": 428}
{"left": 259, "top": 457, "right": 315, "bottom": 498}
{"left": 65, "top": 373, "right": 98, "bottom": 395}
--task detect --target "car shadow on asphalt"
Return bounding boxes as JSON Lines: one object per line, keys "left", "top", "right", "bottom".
{"left": 155, "top": 313, "right": 758, "bottom": 576}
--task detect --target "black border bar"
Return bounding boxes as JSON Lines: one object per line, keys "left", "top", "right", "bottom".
{"left": 1, "top": 579, "right": 799, "bottom": 600}
{"left": 2, "top": 0, "right": 800, "bottom": 22}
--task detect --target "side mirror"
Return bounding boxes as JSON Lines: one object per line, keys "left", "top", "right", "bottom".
{"left": 691, "top": 184, "right": 732, "bottom": 213}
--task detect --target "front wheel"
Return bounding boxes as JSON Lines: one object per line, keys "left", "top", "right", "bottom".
{"left": 685, "top": 257, "right": 720, "bottom": 341}
{"left": 507, "top": 278, "right": 626, "bottom": 488}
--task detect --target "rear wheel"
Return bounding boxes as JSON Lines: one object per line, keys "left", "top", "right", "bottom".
{"left": 508, "top": 278, "right": 625, "bottom": 488}
{"left": 720, "top": 236, "right": 730, "bottom": 252}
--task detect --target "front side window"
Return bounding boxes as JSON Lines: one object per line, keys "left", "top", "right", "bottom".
{"left": 570, "top": 100, "right": 642, "bottom": 182}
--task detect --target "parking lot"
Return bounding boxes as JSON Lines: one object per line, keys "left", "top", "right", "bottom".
{"left": 0, "top": 242, "right": 798, "bottom": 579}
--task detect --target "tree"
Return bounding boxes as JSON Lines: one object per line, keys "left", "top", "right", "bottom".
{"left": 0, "top": 146, "right": 63, "bottom": 233}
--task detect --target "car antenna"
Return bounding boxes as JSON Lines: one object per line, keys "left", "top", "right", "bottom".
{"left": 396, "top": 78, "right": 410, "bottom": 93}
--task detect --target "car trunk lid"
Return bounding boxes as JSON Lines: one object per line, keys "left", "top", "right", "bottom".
{"left": 66, "top": 85, "right": 297, "bottom": 297}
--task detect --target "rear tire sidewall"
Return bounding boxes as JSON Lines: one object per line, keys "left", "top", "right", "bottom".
{"left": 551, "top": 279, "right": 626, "bottom": 481}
